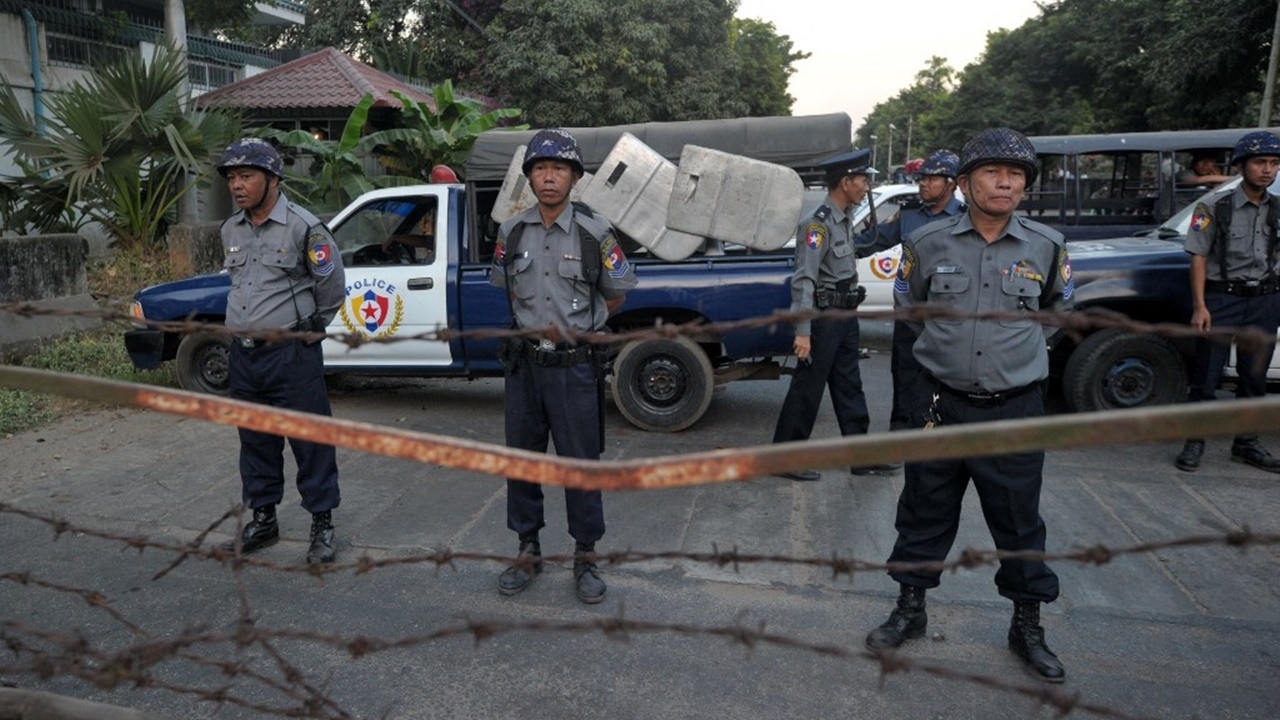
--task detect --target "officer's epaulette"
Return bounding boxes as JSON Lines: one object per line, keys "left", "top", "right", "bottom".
{"left": 813, "top": 204, "right": 832, "bottom": 221}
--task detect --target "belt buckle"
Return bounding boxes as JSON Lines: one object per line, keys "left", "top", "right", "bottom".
{"left": 1244, "top": 279, "right": 1261, "bottom": 288}
{"left": 236, "top": 335, "right": 255, "bottom": 349}
{"left": 538, "top": 339, "right": 555, "bottom": 352}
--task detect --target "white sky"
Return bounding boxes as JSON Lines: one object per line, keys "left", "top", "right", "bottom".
{"left": 735, "top": 0, "right": 1045, "bottom": 127}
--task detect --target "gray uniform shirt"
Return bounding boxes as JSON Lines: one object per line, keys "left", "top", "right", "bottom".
{"left": 491, "top": 205, "right": 638, "bottom": 335}
{"left": 1183, "top": 187, "right": 1277, "bottom": 282}
{"left": 222, "top": 191, "right": 345, "bottom": 331}
{"left": 896, "top": 214, "right": 1074, "bottom": 394}
{"left": 791, "top": 202, "right": 858, "bottom": 336}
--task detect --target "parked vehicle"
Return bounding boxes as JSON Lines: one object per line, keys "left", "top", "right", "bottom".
{"left": 126, "top": 114, "right": 906, "bottom": 433}
{"left": 1023, "top": 128, "right": 1265, "bottom": 240}
{"left": 854, "top": 175, "right": 1280, "bottom": 412}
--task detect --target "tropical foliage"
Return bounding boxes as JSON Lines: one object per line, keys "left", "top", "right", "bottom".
{"left": 0, "top": 45, "right": 240, "bottom": 250}
{"left": 257, "top": 94, "right": 416, "bottom": 213}
{"left": 376, "top": 80, "right": 525, "bottom": 179}
{"left": 859, "top": 0, "right": 1278, "bottom": 170}
{"left": 227, "top": 0, "right": 806, "bottom": 125}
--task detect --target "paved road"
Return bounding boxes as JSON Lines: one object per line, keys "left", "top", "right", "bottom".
{"left": 1, "top": 346, "right": 1278, "bottom": 720}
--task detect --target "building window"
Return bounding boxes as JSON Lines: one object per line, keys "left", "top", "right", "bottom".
{"left": 188, "top": 60, "right": 242, "bottom": 91}
{"left": 47, "top": 32, "right": 128, "bottom": 69}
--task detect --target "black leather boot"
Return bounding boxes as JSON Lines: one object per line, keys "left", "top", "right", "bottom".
{"left": 1231, "top": 435, "right": 1280, "bottom": 473}
{"left": 306, "top": 511, "right": 336, "bottom": 565}
{"left": 573, "top": 541, "right": 607, "bottom": 604}
{"left": 1008, "top": 601, "right": 1065, "bottom": 683}
{"left": 498, "top": 534, "right": 542, "bottom": 596}
{"left": 865, "top": 584, "right": 927, "bottom": 650}
{"left": 1174, "top": 439, "right": 1204, "bottom": 472}
{"left": 222, "top": 505, "right": 279, "bottom": 554}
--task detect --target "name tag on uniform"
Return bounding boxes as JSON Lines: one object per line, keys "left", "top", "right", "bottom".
{"left": 935, "top": 265, "right": 962, "bottom": 274}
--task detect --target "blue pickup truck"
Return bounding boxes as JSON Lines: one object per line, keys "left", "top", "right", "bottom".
{"left": 126, "top": 115, "right": 924, "bottom": 432}
{"left": 124, "top": 176, "right": 934, "bottom": 432}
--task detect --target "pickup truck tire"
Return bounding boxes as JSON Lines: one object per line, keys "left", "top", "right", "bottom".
{"left": 1063, "top": 328, "right": 1187, "bottom": 412}
{"left": 611, "top": 337, "right": 715, "bottom": 432}
{"left": 176, "top": 332, "right": 232, "bottom": 396}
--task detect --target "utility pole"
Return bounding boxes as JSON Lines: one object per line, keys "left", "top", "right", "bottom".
{"left": 904, "top": 115, "right": 914, "bottom": 165}
{"left": 1261, "top": 0, "right": 1280, "bottom": 126}
{"left": 887, "top": 123, "right": 896, "bottom": 174}
{"left": 165, "top": 0, "right": 198, "bottom": 224}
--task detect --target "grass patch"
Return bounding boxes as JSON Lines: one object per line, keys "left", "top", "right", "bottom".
{"left": 1, "top": 328, "right": 180, "bottom": 437}
{"left": 3, "top": 246, "right": 184, "bottom": 437}
{"left": 87, "top": 244, "right": 180, "bottom": 303}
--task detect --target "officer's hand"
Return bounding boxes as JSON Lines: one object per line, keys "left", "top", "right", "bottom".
{"left": 794, "top": 335, "right": 811, "bottom": 362}
{"left": 1191, "top": 307, "right": 1211, "bottom": 332}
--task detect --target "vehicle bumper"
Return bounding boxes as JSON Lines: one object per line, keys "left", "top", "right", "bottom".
{"left": 124, "top": 329, "right": 165, "bottom": 370}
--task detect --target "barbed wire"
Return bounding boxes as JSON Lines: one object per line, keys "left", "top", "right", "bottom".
{"left": 2, "top": 502, "right": 1275, "bottom": 582}
{"left": 3, "top": 364, "right": 1280, "bottom": 489}
{"left": 5, "top": 505, "right": 1226, "bottom": 720}
{"left": 2, "top": 300, "right": 1276, "bottom": 356}
{"left": 3, "top": 302, "right": 1278, "bottom": 719}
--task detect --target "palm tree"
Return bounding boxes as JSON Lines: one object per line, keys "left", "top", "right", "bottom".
{"left": 0, "top": 44, "right": 240, "bottom": 252}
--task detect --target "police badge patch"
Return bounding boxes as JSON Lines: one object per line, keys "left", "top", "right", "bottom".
{"left": 1190, "top": 203, "right": 1212, "bottom": 232}
{"left": 1059, "top": 252, "right": 1075, "bottom": 300}
{"left": 894, "top": 244, "right": 916, "bottom": 294}
{"left": 602, "top": 234, "right": 630, "bottom": 278}
{"left": 805, "top": 223, "right": 826, "bottom": 250}
{"left": 305, "top": 238, "right": 332, "bottom": 278}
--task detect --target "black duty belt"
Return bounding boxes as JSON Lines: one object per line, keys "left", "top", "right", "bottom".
{"left": 1205, "top": 279, "right": 1280, "bottom": 297}
{"left": 936, "top": 381, "right": 1040, "bottom": 407}
{"left": 814, "top": 285, "right": 866, "bottom": 310}
{"left": 233, "top": 335, "right": 268, "bottom": 349}
{"left": 523, "top": 339, "right": 595, "bottom": 368}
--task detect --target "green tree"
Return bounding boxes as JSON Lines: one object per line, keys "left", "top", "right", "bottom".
{"left": 728, "top": 17, "right": 809, "bottom": 117}
{"left": 375, "top": 81, "right": 526, "bottom": 180}
{"left": 258, "top": 94, "right": 418, "bottom": 212}
{"left": 0, "top": 45, "right": 240, "bottom": 250}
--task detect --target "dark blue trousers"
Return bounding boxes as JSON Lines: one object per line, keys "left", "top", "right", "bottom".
{"left": 1187, "top": 291, "right": 1280, "bottom": 411}
{"left": 889, "top": 320, "right": 930, "bottom": 431}
{"left": 504, "top": 360, "right": 605, "bottom": 545}
{"left": 229, "top": 340, "right": 340, "bottom": 513}
{"left": 772, "top": 314, "right": 870, "bottom": 443}
{"left": 887, "top": 388, "right": 1059, "bottom": 603}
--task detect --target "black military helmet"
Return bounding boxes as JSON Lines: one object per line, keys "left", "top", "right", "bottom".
{"left": 920, "top": 149, "right": 960, "bottom": 179}
{"left": 958, "top": 127, "right": 1038, "bottom": 186}
{"left": 521, "top": 128, "right": 585, "bottom": 177}
{"left": 217, "top": 137, "right": 283, "bottom": 179}
{"left": 1230, "top": 130, "right": 1280, "bottom": 167}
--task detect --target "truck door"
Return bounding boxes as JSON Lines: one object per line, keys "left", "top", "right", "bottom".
{"left": 320, "top": 190, "right": 453, "bottom": 368}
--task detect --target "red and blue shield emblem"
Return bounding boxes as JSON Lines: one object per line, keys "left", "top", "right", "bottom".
{"left": 352, "top": 289, "right": 390, "bottom": 333}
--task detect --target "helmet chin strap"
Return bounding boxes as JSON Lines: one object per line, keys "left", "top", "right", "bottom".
{"left": 249, "top": 176, "right": 277, "bottom": 219}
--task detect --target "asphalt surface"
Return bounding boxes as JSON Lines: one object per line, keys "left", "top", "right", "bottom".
{"left": 1, "top": 334, "right": 1278, "bottom": 720}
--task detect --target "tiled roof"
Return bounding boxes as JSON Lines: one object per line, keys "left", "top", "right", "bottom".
{"left": 195, "top": 47, "right": 435, "bottom": 111}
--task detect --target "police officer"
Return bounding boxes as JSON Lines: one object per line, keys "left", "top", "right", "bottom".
{"left": 491, "top": 128, "right": 638, "bottom": 603}
{"left": 1174, "top": 130, "right": 1280, "bottom": 473}
{"left": 856, "top": 149, "right": 966, "bottom": 431}
{"left": 771, "top": 149, "right": 895, "bottom": 481}
{"left": 216, "top": 138, "right": 346, "bottom": 565}
{"left": 865, "top": 128, "right": 1074, "bottom": 684}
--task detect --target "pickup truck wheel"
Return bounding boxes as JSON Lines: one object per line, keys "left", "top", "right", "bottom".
{"left": 1063, "top": 328, "right": 1187, "bottom": 412}
{"left": 611, "top": 336, "right": 714, "bottom": 432}
{"left": 175, "top": 332, "right": 232, "bottom": 396}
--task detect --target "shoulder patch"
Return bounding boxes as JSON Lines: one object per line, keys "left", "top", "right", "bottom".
{"left": 601, "top": 233, "right": 630, "bottom": 278}
{"left": 307, "top": 233, "right": 335, "bottom": 277}
{"left": 805, "top": 223, "right": 826, "bottom": 250}
{"left": 895, "top": 244, "right": 916, "bottom": 294}
{"left": 1190, "top": 203, "right": 1212, "bottom": 232}
{"left": 1059, "top": 251, "right": 1074, "bottom": 300}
